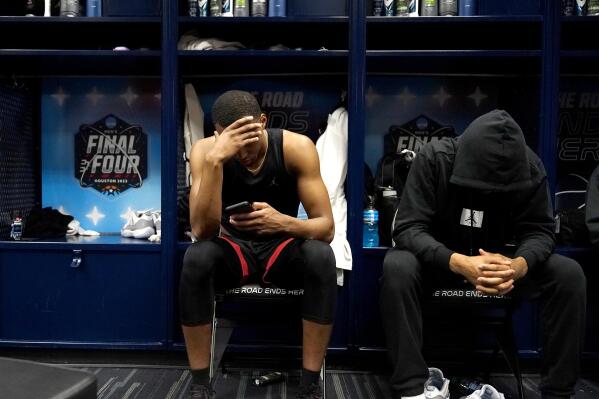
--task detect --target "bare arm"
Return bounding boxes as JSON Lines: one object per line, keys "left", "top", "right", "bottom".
{"left": 188, "top": 140, "right": 223, "bottom": 239}
{"left": 189, "top": 117, "right": 263, "bottom": 239}
{"left": 283, "top": 132, "right": 334, "bottom": 243}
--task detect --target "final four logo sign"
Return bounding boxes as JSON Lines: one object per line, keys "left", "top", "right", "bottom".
{"left": 385, "top": 115, "right": 456, "bottom": 155}
{"left": 75, "top": 115, "right": 147, "bottom": 195}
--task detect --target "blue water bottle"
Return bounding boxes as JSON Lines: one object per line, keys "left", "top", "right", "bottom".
{"left": 269, "top": 0, "right": 286, "bottom": 17}
{"left": 86, "top": 0, "right": 101, "bottom": 16}
{"left": 363, "top": 200, "right": 379, "bottom": 248}
{"left": 459, "top": 0, "right": 477, "bottom": 16}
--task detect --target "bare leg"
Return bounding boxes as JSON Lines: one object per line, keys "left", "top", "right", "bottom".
{"left": 302, "top": 319, "right": 333, "bottom": 371}
{"left": 182, "top": 324, "right": 212, "bottom": 370}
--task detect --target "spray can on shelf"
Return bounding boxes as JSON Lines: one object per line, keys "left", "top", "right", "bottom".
{"left": 459, "top": 0, "right": 477, "bottom": 16}
{"left": 563, "top": 0, "right": 575, "bottom": 15}
{"left": 439, "top": 0, "right": 457, "bottom": 15}
{"left": 576, "top": 0, "right": 588, "bottom": 15}
{"left": 587, "top": 0, "right": 599, "bottom": 14}
{"left": 396, "top": 0, "right": 410, "bottom": 16}
{"left": 221, "top": 0, "right": 233, "bottom": 16}
{"left": 252, "top": 0, "right": 266, "bottom": 16}
{"left": 235, "top": 0, "right": 249, "bottom": 16}
{"left": 384, "top": 0, "right": 394, "bottom": 16}
{"left": 269, "top": 0, "right": 286, "bottom": 16}
{"left": 210, "top": 0, "right": 222, "bottom": 16}
{"left": 409, "top": 0, "right": 418, "bottom": 16}
{"left": 60, "top": 0, "right": 80, "bottom": 16}
{"left": 198, "top": 0, "right": 208, "bottom": 16}
{"left": 87, "top": 0, "right": 101, "bottom": 16}
{"left": 421, "top": 0, "right": 438, "bottom": 16}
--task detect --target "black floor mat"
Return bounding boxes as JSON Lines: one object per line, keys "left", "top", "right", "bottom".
{"left": 76, "top": 366, "right": 599, "bottom": 399}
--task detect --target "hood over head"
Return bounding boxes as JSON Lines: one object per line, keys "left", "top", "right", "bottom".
{"left": 450, "top": 109, "right": 532, "bottom": 192}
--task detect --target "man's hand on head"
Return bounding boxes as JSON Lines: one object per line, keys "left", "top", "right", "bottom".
{"left": 228, "top": 202, "right": 290, "bottom": 236}
{"left": 206, "top": 116, "right": 263, "bottom": 164}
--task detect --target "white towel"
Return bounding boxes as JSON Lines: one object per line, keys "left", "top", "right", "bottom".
{"left": 315, "top": 107, "right": 352, "bottom": 286}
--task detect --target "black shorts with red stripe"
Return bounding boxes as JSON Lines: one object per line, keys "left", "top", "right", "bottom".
{"left": 179, "top": 236, "right": 337, "bottom": 325}
{"left": 215, "top": 235, "right": 302, "bottom": 286}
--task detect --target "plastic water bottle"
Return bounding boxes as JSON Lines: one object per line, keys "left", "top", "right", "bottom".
{"left": 563, "top": 0, "right": 575, "bottom": 15}
{"left": 396, "top": 0, "right": 410, "bottom": 16}
{"left": 234, "top": 0, "right": 249, "bottom": 16}
{"left": 373, "top": 0, "right": 384, "bottom": 15}
{"left": 268, "top": 0, "right": 286, "bottom": 17}
{"left": 210, "top": 0, "right": 222, "bottom": 16}
{"left": 459, "top": 0, "right": 476, "bottom": 15}
{"left": 25, "top": 0, "right": 36, "bottom": 16}
{"left": 363, "top": 204, "right": 379, "bottom": 248}
{"left": 421, "top": 0, "right": 438, "bottom": 16}
{"left": 60, "top": 0, "right": 80, "bottom": 16}
{"left": 86, "top": 0, "right": 101, "bottom": 16}
{"left": 252, "top": 0, "right": 266, "bottom": 16}
{"left": 188, "top": 0, "right": 198, "bottom": 16}
{"left": 10, "top": 217, "right": 23, "bottom": 241}
{"left": 439, "top": 0, "right": 457, "bottom": 16}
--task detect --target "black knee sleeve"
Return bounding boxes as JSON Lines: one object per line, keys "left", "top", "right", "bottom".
{"left": 179, "top": 240, "right": 223, "bottom": 326}
{"left": 300, "top": 240, "right": 337, "bottom": 324}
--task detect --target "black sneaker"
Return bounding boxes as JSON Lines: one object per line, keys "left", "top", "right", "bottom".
{"left": 189, "top": 383, "right": 216, "bottom": 399}
{"left": 296, "top": 382, "right": 323, "bottom": 399}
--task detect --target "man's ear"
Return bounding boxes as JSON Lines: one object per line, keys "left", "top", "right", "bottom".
{"left": 260, "top": 113, "right": 267, "bottom": 127}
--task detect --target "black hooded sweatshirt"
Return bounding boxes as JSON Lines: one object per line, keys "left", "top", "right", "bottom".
{"left": 393, "top": 109, "right": 555, "bottom": 271}
{"left": 586, "top": 165, "right": 599, "bottom": 249}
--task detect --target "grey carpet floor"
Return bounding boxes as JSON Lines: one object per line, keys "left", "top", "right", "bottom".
{"left": 76, "top": 366, "right": 599, "bottom": 399}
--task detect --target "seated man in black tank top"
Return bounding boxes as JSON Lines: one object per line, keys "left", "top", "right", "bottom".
{"left": 179, "top": 90, "right": 337, "bottom": 399}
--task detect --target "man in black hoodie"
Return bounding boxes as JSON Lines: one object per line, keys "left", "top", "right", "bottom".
{"left": 380, "top": 110, "right": 587, "bottom": 399}
{"left": 586, "top": 165, "right": 599, "bottom": 249}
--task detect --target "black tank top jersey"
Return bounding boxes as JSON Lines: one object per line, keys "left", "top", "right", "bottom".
{"left": 221, "top": 129, "right": 300, "bottom": 241}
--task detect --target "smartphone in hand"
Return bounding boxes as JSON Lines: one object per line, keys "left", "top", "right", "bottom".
{"left": 225, "top": 201, "right": 253, "bottom": 215}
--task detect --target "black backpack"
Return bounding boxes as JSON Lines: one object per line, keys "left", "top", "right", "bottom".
{"left": 374, "top": 116, "right": 456, "bottom": 246}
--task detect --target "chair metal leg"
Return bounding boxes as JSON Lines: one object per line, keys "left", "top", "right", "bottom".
{"left": 321, "top": 356, "right": 326, "bottom": 399}
{"left": 497, "top": 307, "right": 525, "bottom": 399}
{"left": 209, "top": 301, "right": 217, "bottom": 381}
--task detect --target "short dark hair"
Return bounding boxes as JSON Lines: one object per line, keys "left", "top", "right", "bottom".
{"left": 211, "top": 90, "right": 262, "bottom": 129}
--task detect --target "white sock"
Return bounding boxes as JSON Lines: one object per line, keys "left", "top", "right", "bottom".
{"left": 401, "top": 394, "right": 425, "bottom": 399}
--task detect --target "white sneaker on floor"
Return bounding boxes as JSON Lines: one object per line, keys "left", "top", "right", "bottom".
{"left": 460, "top": 384, "right": 505, "bottom": 399}
{"left": 121, "top": 209, "right": 155, "bottom": 239}
{"left": 424, "top": 368, "right": 450, "bottom": 399}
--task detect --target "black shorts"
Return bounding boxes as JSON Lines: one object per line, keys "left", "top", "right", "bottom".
{"left": 214, "top": 235, "right": 304, "bottom": 286}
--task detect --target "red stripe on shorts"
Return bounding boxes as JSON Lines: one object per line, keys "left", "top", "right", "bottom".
{"left": 219, "top": 236, "right": 250, "bottom": 284}
{"left": 263, "top": 238, "right": 295, "bottom": 284}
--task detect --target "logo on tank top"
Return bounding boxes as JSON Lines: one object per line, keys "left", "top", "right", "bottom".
{"left": 268, "top": 177, "right": 279, "bottom": 188}
{"left": 460, "top": 208, "right": 484, "bottom": 228}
